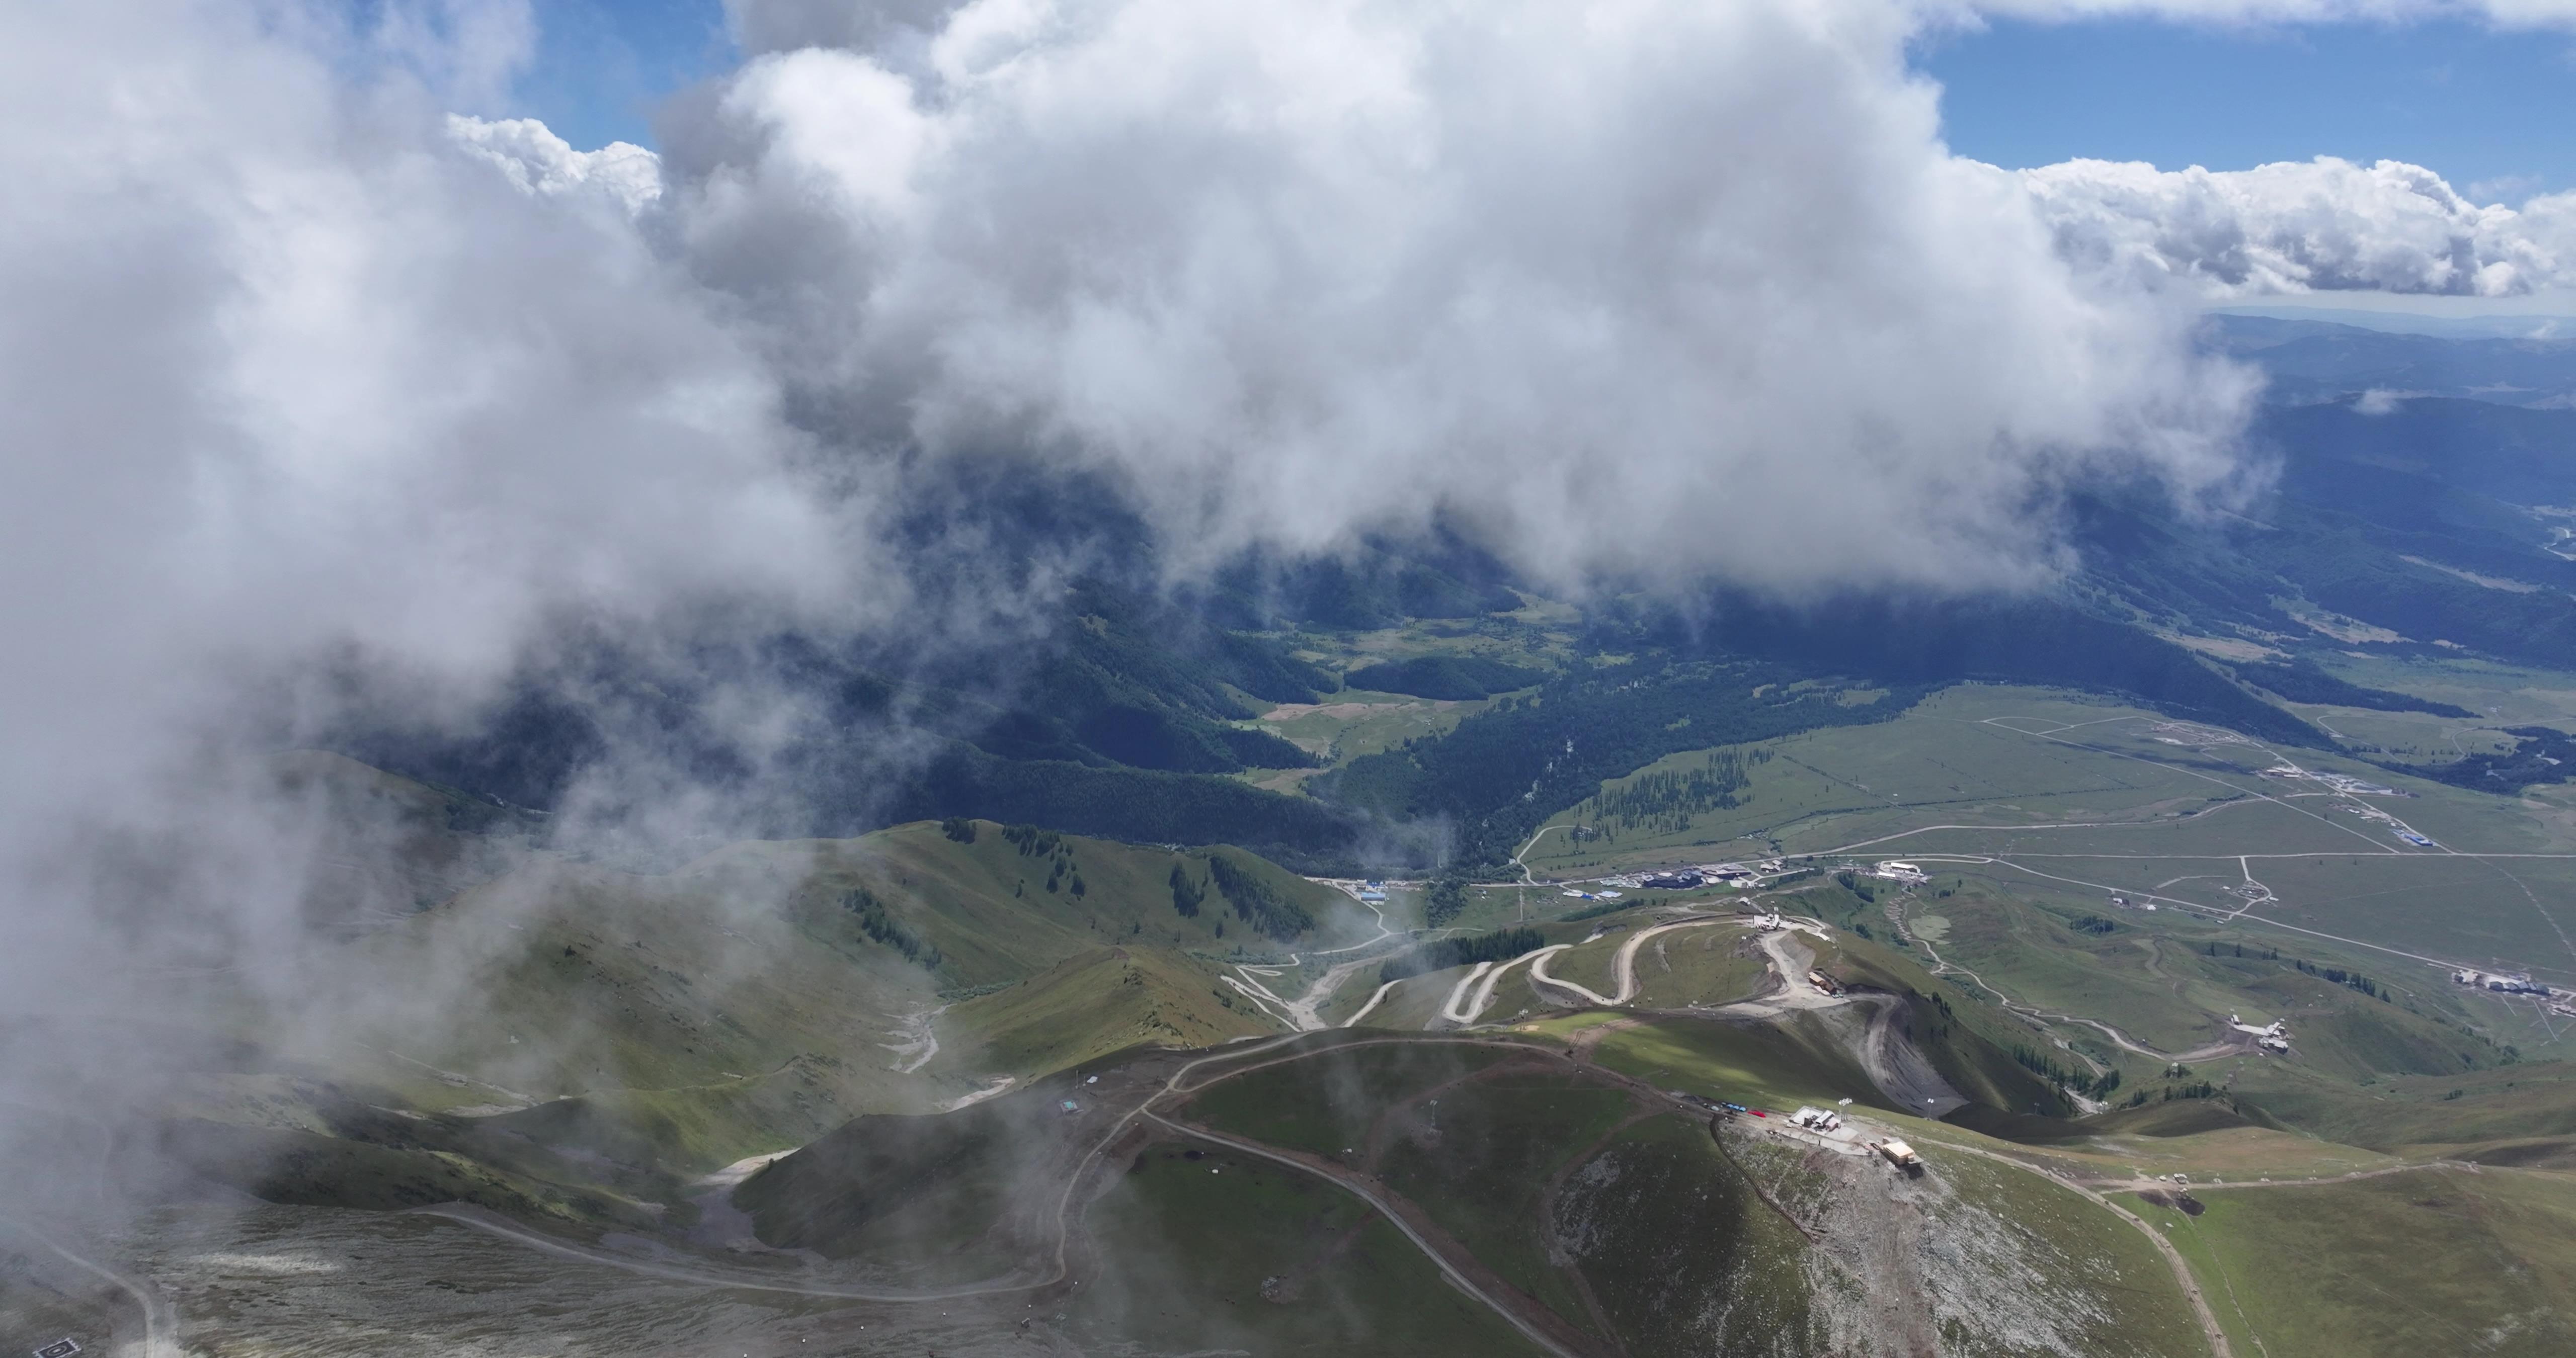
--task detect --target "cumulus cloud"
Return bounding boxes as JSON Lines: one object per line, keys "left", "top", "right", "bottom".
{"left": 669, "top": 0, "right": 2258, "bottom": 595}
{"left": 0, "top": 0, "right": 877, "bottom": 1119}
{"left": 446, "top": 114, "right": 664, "bottom": 211}
{"left": 0, "top": 0, "right": 2291, "bottom": 1023}
{"left": 1962, "top": 0, "right": 2576, "bottom": 27}
{"left": 2025, "top": 156, "right": 2576, "bottom": 297}
{"left": 7, "top": 0, "right": 2437, "bottom": 1220}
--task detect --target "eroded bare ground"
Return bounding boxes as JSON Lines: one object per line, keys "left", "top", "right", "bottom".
{"left": 1717, "top": 1129, "right": 2192, "bottom": 1358}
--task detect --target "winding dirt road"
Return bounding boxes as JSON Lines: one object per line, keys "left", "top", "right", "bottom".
{"left": 0, "top": 1225, "right": 183, "bottom": 1358}
{"left": 422, "top": 1032, "right": 1314, "bottom": 1305}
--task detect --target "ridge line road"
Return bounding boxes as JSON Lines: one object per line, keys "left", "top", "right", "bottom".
{"left": 399, "top": 1021, "right": 2276, "bottom": 1358}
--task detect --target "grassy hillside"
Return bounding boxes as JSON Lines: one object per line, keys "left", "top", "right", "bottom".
{"left": 160, "top": 807, "right": 1353, "bottom": 1242}
{"left": 1064, "top": 1142, "right": 1550, "bottom": 1354}
{"left": 730, "top": 1078, "right": 1083, "bottom": 1281}
{"left": 2134, "top": 1167, "right": 2576, "bottom": 1357}
{"left": 940, "top": 945, "right": 1269, "bottom": 1072}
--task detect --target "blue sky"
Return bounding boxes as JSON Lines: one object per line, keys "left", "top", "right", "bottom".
{"left": 1917, "top": 17, "right": 2576, "bottom": 201}
{"left": 515, "top": 4, "right": 2569, "bottom": 205}
{"left": 508, "top": 0, "right": 731, "bottom": 151}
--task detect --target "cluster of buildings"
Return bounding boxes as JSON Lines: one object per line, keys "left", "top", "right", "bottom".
{"left": 1789, "top": 1105, "right": 1845, "bottom": 1133}
{"left": 2453, "top": 968, "right": 2554, "bottom": 996}
{"left": 1583, "top": 861, "right": 1775, "bottom": 894}
{"left": 2257, "top": 764, "right": 2404, "bottom": 798}
{"left": 2449, "top": 969, "right": 2574, "bottom": 1016}
{"left": 2227, "top": 1013, "right": 2293, "bottom": 1054}
{"left": 1873, "top": 861, "right": 1928, "bottom": 884}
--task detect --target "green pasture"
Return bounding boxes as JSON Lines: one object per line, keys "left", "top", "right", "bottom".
{"left": 1184, "top": 1042, "right": 1512, "bottom": 1167}
{"left": 1249, "top": 690, "right": 1497, "bottom": 765}
{"left": 1069, "top": 1142, "right": 1547, "bottom": 1355}
{"left": 1586, "top": 1014, "right": 1884, "bottom": 1115}
{"left": 1376, "top": 1071, "right": 1635, "bottom": 1335}
{"left": 1628, "top": 924, "right": 1772, "bottom": 1009}
{"left": 2132, "top": 1167, "right": 2576, "bottom": 1358}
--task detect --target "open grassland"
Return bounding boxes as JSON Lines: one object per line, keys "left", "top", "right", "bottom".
{"left": 1887, "top": 868, "right": 2526, "bottom": 1073}
{"left": 1341, "top": 969, "right": 1466, "bottom": 1030}
{"left": 1891, "top": 874, "right": 2238, "bottom": 1053}
{"left": 2023, "top": 1117, "right": 2402, "bottom": 1181}
{"left": 2227, "top": 1058, "right": 2576, "bottom": 1168}
{"left": 345, "top": 855, "right": 947, "bottom": 1121}
{"left": 1375, "top": 1070, "right": 1635, "bottom": 1333}
{"left": 1628, "top": 925, "right": 1773, "bottom": 1009}
{"left": 2315, "top": 653, "right": 2576, "bottom": 730}
{"left": 147, "top": 804, "right": 1379, "bottom": 1246}
{"left": 1527, "top": 688, "right": 2241, "bottom": 875}
{"left": 1253, "top": 689, "right": 1496, "bottom": 763}
{"left": 1069, "top": 1142, "right": 1549, "bottom": 1355}
{"left": 941, "top": 945, "right": 1268, "bottom": 1074}
{"left": 729, "top": 1089, "right": 1051, "bottom": 1281}
{"left": 696, "top": 822, "right": 1369, "bottom": 989}
{"left": 1537, "top": 928, "right": 1626, "bottom": 997}
{"left": 1525, "top": 684, "right": 2576, "bottom": 1001}
{"left": 1583, "top": 1014, "right": 1885, "bottom": 1115}
{"left": 1185, "top": 1042, "right": 1513, "bottom": 1168}
{"left": 2133, "top": 1167, "right": 2576, "bottom": 1358}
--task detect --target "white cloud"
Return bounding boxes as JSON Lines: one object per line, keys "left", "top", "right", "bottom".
{"left": 2023, "top": 156, "right": 2576, "bottom": 297}
{"left": 39, "top": 0, "right": 2527, "bottom": 1190}
{"left": 446, "top": 114, "right": 663, "bottom": 212}
{"left": 1961, "top": 0, "right": 2576, "bottom": 27}
{"left": 666, "top": 0, "right": 2259, "bottom": 596}
{"left": 0, "top": 0, "right": 877, "bottom": 1071}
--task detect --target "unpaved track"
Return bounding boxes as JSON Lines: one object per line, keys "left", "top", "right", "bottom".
{"left": 1140, "top": 1110, "right": 1586, "bottom": 1358}
{"left": 1438, "top": 961, "right": 1495, "bottom": 1023}
{"left": 0, "top": 1224, "right": 183, "bottom": 1358}
{"left": 2095, "top": 1159, "right": 2477, "bottom": 1195}
{"left": 1528, "top": 944, "right": 1617, "bottom": 1005}
{"left": 1341, "top": 977, "right": 1401, "bottom": 1027}
{"left": 423, "top": 1033, "right": 1314, "bottom": 1304}
{"left": 0, "top": 1100, "right": 183, "bottom": 1358}
{"left": 1453, "top": 947, "right": 1556, "bottom": 1023}
{"left": 1244, "top": 897, "right": 1409, "bottom": 1031}
{"left": 1898, "top": 913, "right": 2244, "bottom": 1063}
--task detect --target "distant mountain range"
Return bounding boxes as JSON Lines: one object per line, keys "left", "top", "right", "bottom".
{"left": 2207, "top": 312, "right": 2576, "bottom": 408}
{"left": 328, "top": 320, "right": 2576, "bottom": 872}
